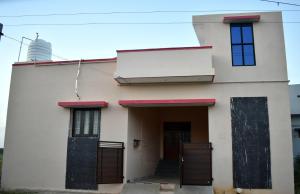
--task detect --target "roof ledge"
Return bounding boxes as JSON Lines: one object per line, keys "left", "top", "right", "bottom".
{"left": 223, "top": 15, "right": 260, "bottom": 23}
{"left": 58, "top": 101, "right": 108, "bottom": 108}
{"left": 119, "top": 98, "right": 216, "bottom": 107}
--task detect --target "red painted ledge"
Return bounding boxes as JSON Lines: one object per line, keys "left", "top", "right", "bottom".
{"left": 117, "top": 46, "right": 213, "bottom": 53}
{"left": 223, "top": 15, "right": 260, "bottom": 23}
{"left": 119, "top": 99, "right": 216, "bottom": 107}
{"left": 13, "top": 57, "right": 117, "bottom": 67}
{"left": 58, "top": 101, "right": 108, "bottom": 108}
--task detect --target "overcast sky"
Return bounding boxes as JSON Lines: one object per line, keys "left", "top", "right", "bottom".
{"left": 0, "top": 0, "right": 300, "bottom": 148}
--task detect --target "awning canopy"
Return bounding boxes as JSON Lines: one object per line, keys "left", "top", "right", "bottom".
{"left": 119, "top": 99, "right": 216, "bottom": 107}
{"left": 58, "top": 101, "right": 108, "bottom": 108}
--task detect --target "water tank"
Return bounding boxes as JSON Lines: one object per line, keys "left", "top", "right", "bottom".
{"left": 27, "top": 38, "right": 52, "bottom": 61}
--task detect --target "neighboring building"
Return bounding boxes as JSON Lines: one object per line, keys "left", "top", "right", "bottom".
{"left": 290, "top": 84, "right": 300, "bottom": 158}
{"left": 1, "top": 12, "right": 294, "bottom": 194}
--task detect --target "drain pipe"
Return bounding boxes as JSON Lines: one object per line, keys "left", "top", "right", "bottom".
{"left": 75, "top": 59, "right": 82, "bottom": 100}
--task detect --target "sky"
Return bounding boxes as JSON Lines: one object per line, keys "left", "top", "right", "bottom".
{"left": 0, "top": 0, "right": 299, "bottom": 148}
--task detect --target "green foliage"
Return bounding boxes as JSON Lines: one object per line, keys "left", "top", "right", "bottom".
{"left": 295, "top": 156, "right": 300, "bottom": 194}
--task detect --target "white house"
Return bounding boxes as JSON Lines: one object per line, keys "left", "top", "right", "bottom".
{"left": 1, "top": 12, "right": 294, "bottom": 194}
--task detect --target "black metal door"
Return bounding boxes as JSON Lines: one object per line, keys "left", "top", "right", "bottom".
{"left": 180, "top": 142, "right": 213, "bottom": 187}
{"left": 66, "top": 137, "right": 98, "bottom": 190}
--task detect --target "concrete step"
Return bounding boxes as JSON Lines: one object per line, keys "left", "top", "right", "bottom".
{"left": 160, "top": 183, "right": 176, "bottom": 194}
{"left": 160, "top": 183, "right": 176, "bottom": 191}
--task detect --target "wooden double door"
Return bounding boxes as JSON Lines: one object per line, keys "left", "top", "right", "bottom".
{"left": 163, "top": 122, "right": 191, "bottom": 160}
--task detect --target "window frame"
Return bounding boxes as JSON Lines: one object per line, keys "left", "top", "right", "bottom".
{"left": 230, "top": 23, "right": 256, "bottom": 66}
{"left": 71, "top": 108, "right": 101, "bottom": 137}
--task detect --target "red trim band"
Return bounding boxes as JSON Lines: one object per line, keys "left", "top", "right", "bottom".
{"left": 13, "top": 57, "right": 117, "bottom": 67}
{"left": 119, "top": 98, "right": 216, "bottom": 107}
{"left": 117, "top": 46, "right": 212, "bottom": 53}
{"left": 223, "top": 15, "right": 260, "bottom": 23}
{"left": 58, "top": 101, "right": 108, "bottom": 108}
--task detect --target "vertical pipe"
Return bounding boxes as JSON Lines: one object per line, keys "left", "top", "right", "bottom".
{"left": 17, "top": 37, "right": 24, "bottom": 62}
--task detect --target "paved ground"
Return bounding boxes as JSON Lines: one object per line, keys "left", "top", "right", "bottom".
{"left": 120, "top": 183, "right": 160, "bottom": 194}
{"left": 175, "top": 185, "right": 212, "bottom": 194}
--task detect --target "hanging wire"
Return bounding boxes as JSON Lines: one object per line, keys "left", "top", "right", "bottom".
{"left": 3, "top": 20, "right": 300, "bottom": 27}
{"left": 1, "top": 9, "right": 300, "bottom": 18}
{"left": 260, "top": 0, "right": 300, "bottom": 6}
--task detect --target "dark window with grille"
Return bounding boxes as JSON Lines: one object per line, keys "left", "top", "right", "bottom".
{"left": 72, "top": 108, "right": 100, "bottom": 137}
{"left": 230, "top": 23, "right": 256, "bottom": 66}
{"left": 294, "top": 128, "right": 300, "bottom": 138}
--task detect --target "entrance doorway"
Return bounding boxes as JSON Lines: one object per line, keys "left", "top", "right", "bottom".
{"left": 163, "top": 122, "right": 191, "bottom": 160}
{"left": 126, "top": 106, "right": 212, "bottom": 186}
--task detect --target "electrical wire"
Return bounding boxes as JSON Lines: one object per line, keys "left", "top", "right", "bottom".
{"left": 260, "top": 0, "right": 300, "bottom": 6}
{"left": 75, "top": 59, "right": 81, "bottom": 100}
{"left": 3, "top": 20, "right": 300, "bottom": 27}
{"left": 3, "top": 34, "right": 68, "bottom": 60}
{"left": 1, "top": 9, "right": 300, "bottom": 18}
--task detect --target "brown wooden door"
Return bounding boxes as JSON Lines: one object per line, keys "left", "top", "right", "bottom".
{"left": 164, "top": 122, "right": 191, "bottom": 160}
{"left": 164, "top": 129, "right": 181, "bottom": 160}
{"left": 180, "top": 143, "right": 213, "bottom": 186}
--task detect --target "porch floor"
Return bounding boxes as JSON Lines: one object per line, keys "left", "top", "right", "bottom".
{"left": 134, "top": 175, "right": 180, "bottom": 185}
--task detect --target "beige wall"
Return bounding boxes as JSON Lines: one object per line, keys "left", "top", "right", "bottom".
{"left": 126, "top": 108, "right": 160, "bottom": 181}
{"left": 2, "top": 63, "right": 294, "bottom": 194}
{"left": 121, "top": 82, "right": 293, "bottom": 194}
{"left": 115, "top": 48, "right": 214, "bottom": 82}
{"left": 193, "top": 12, "right": 288, "bottom": 83}
{"left": 2, "top": 11, "right": 294, "bottom": 194}
{"left": 2, "top": 62, "right": 129, "bottom": 191}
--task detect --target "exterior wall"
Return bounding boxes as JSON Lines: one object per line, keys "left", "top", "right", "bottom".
{"left": 115, "top": 48, "right": 214, "bottom": 78}
{"left": 120, "top": 82, "right": 293, "bottom": 194}
{"left": 126, "top": 108, "right": 160, "bottom": 181}
{"left": 193, "top": 12, "right": 288, "bottom": 83}
{"left": 2, "top": 62, "right": 129, "bottom": 191}
{"left": 2, "top": 63, "right": 293, "bottom": 194}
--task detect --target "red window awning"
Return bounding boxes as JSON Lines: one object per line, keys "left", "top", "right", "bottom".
{"left": 223, "top": 15, "right": 260, "bottom": 23}
{"left": 58, "top": 101, "right": 108, "bottom": 108}
{"left": 119, "top": 99, "right": 216, "bottom": 107}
